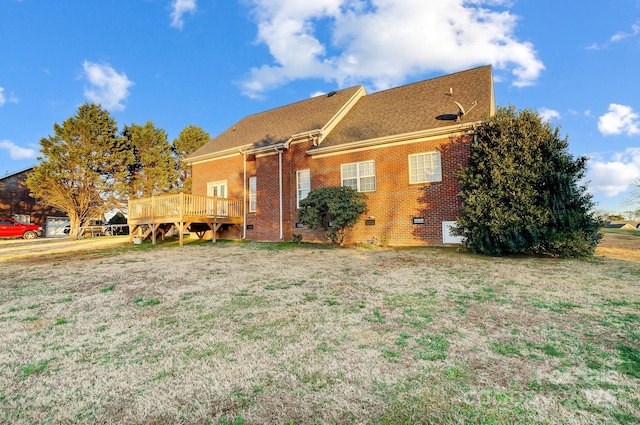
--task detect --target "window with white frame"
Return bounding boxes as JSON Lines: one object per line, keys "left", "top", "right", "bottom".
{"left": 341, "top": 160, "right": 376, "bottom": 192}
{"left": 249, "top": 176, "right": 257, "bottom": 212}
{"left": 13, "top": 214, "right": 30, "bottom": 224}
{"left": 297, "top": 170, "right": 310, "bottom": 208}
{"left": 409, "top": 151, "right": 442, "bottom": 184}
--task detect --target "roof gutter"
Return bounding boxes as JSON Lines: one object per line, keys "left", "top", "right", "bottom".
{"left": 306, "top": 121, "right": 480, "bottom": 157}
{"left": 187, "top": 143, "right": 253, "bottom": 165}
{"left": 287, "top": 129, "right": 323, "bottom": 147}
{"left": 187, "top": 128, "right": 326, "bottom": 163}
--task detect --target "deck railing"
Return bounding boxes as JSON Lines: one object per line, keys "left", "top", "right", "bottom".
{"left": 128, "top": 193, "right": 243, "bottom": 222}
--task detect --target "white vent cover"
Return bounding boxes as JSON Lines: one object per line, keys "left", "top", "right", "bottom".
{"left": 442, "top": 221, "right": 463, "bottom": 244}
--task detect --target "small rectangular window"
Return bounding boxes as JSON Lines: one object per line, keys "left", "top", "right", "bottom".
{"left": 409, "top": 151, "right": 442, "bottom": 184}
{"left": 297, "top": 169, "right": 310, "bottom": 208}
{"left": 341, "top": 160, "right": 376, "bottom": 192}
{"left": 13, "top": 215, "right": 31, "bottom": 224}
{"left": 249, "top": 176, "right": 257, "bottom": 212}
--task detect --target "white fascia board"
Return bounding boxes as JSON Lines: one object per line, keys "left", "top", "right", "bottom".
{"left": 308, "top": 122, "right": 479, "bottom": 159}
{"left": 318, "top": 86, "right": 367, "bottom": 144}
{"left": 187, "top": 144, "right": 252, "bottom": 165}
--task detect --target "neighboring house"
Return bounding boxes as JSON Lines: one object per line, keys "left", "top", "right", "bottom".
{"left": 605, "top": 221, "right": 640, "bottom": 230}
{"left": 186, "top": 65, "right": 495, "bottom": 246}
{"left": 0, "top": 167, "right": 69, "bottom": 237}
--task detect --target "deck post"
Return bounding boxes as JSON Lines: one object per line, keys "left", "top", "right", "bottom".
{"left": 177, "top": 222, "right": 184, "bottom": 247}
{"left": 179, "top": 193, "right": 185, "bottom": 247}
{"left": 152, "top": 224, "right": 155, "bottom": 245}
{"left": 128, "top": 198, "right": 132, "bottom": 243}
{"left": 213, "top": 197, "right": 217, "bottom": 244}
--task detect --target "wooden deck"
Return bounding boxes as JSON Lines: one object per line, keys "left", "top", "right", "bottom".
{"left": 128, "top": 193, "right": 243, "bottom": 246}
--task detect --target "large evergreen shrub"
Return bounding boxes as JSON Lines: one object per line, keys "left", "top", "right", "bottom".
{"left": 453, "top": 106, "right": 602, "bottom": 257}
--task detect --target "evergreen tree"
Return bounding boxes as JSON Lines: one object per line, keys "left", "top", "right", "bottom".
{"left": 453, "top": 106, "right": 602, "bottom": 257}
{"left": 172, "top": 125, "right": 210, "bottom": 192}
{"left": 123, "top": 121, "right": 178, "bottom": 198}
{"left": 26, "top": 103, "right": 130, "bottom": 238}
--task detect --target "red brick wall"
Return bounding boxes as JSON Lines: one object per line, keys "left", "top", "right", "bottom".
{"left": 291, "top": 135, "right": 471, "bottom": 245}
{"left": 191, "top": 134, "right": 471, "bottom": 245}
{"left": 192, "top": 155, "right": 246, "bottom": 199}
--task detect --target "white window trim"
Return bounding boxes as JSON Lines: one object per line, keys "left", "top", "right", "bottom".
{"left": 248, "top": 176, "right": 257, "bottom": 212}
{"left": 206, "top": 180, "right": 228, "bottom": 197}
{"left": 408, "top": 151, "right": 442, "bottom": 184}
{"left": 296, "top": 169, "right": 310, "bottom": 209}
{"left": 340, "top": 160, "right": 376, "bottom": 192}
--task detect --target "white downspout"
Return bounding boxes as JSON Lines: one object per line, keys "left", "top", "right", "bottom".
{"left": 277, "top": 148, "right": 283, "bottom": 240}
{"left": 239, "top": 148, "right": 247, "bottom": 239}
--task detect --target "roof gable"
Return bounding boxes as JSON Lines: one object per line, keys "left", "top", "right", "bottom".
{"left": 315, "top": 65, "right": 494, "bottom": 150}
{"left": 1, "top": 167, "right": 34, "bottom": 181}
{"left": 188, "top": 86, "right": 364, "bottom": 162}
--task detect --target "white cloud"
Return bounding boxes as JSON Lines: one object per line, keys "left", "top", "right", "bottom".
{"left": 611, "top": 21, "right": 640, "bottom": 42}
{"left": 587, "top": 21, "right": 640, "bottom": 50}
{"left": 598, "top": 104, "right": 640, "bottom": 136}
{"left": 0, "top": 140, "right": 37, "bottom": 161}
{"left": 539, "top": 108, "right": 561, "bottom": 123}
{"left": 170, "top": 0, "right": 197, "bottom": 29}
{"left": 0, "top": 87, "right": 18, "bottom": 106}
{"left": 241, "top": 0, "right": 544, "bottom": 98}
{"left": 82, "top": 61, "right": 134, "bottom": 111}
{"left": 587, "top": 148, "right": 640, "bottom": 197}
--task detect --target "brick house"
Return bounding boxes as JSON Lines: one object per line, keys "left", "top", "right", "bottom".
{"left": 0, "top": 167, "right": 69, "bottom": 237}
{"left": 186, "top": 66, "right": 495, "bottom": 246}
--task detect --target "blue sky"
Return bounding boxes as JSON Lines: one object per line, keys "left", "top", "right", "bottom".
{"left": 1, "top": 0, "right": 639, "bottom": 215}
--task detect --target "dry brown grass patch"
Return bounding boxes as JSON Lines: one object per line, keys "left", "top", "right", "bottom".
{"left": 0, "top": 240, "right": 638, "bottom": 423}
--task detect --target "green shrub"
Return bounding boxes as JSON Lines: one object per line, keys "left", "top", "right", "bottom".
{"left": 297, "top": 186, "right": 368, "bottom": 245}
{"left": 453, "top": 106, "right": 602, "bottom": 257}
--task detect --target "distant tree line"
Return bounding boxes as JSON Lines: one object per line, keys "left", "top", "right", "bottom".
{"left": 26, "top": 103, "right": 210, "bottom": 238}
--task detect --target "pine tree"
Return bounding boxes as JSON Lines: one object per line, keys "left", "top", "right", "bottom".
{"left": 172, "top": 125, "right": 210, "bottom": 192}
{"left": 122, "top": 121, "right": 178, "bottom": 198}
{"left": 453, "top": 106, "right": 602, "bottom": 257}
{"left": 26, "top": 103, "right": 130, "bottom": 238}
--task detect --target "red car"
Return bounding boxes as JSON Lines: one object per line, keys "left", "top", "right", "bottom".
{"left": 0, "top": 217, "right": 43, "bottom": 239}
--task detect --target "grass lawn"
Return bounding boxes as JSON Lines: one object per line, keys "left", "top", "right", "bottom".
{"left": 0, "top": 240, "right": 638, "bottom": 424}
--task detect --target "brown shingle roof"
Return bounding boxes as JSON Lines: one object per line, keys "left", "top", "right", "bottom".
{"left": 188, "top": 65, "right": 494, "bottom": 161}
{"left": 315, "top": 65, "right": 493, "bottom": 149}
{"left": 187, "top": 85, "right": 364, "bottom": 161}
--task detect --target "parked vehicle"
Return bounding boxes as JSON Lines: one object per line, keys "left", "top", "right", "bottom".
{"left": 62, "top": 220, "right": 128, "bottom": 237}
{"left": 63, "top": 219, "right": 106, "bottom": 237}
{"left": 0, "top": 217, "right": 43, "bottom": 239}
